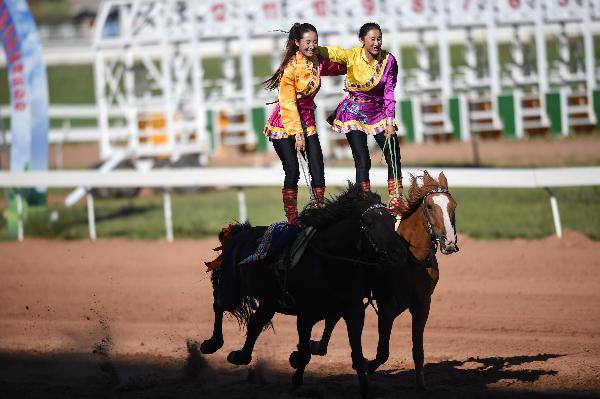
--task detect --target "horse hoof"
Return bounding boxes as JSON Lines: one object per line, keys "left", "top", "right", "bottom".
{"left": 291, "top": 370, "right": 303, "bottom": 390}
{"left": 227, "top": 350, "right": 251, "bottom": 366}
{"left": 309, "top": 340, "right": 327, "bottom": 356}
{"left": 289, "top": 350, "right": 299, "bottom": 369}
{"left": 199, "top": 337, "right": 223, "bottom": 354}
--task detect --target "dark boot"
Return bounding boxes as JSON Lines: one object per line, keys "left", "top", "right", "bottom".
{"left": 282, "top": 188, "right": 298, "bottom": 225}
{"left": 358, "top": 180, "right": 371, "bottom": 193}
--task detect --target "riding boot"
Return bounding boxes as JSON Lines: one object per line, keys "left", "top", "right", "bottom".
{"left": 387, "top": 177, "right": 408, "bottom": 217}
{"left": 308, "top": 186, "right": 325, "bottom": 209}
{"left": 282, "top": 188, "right": 298, "bottom": 225}
{"left": 358, "top": 180, "right": 371, "bottom": 193}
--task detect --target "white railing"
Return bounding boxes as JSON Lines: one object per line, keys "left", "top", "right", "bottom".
{"left": 1, "top": 166, "right": 599, "bottom": 242}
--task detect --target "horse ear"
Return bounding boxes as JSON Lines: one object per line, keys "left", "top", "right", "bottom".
{"left": 438, "top": 172, "right": 448, "bottom": 189}
{"left": 422, "top": 170, "right": 434, "bottom": 185}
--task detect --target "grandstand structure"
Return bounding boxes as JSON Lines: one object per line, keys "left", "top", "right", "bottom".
{"left": 91, "top": 0, "right": 600, "bottom": 168}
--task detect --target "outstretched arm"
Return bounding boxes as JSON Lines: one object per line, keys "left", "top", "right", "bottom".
{"left": 317, "top": 45, "right": 351, "bottom": 65}
{"left": 320, "top": 57, "right": 347, "bottom": 76}
{"left": 384, "top": 55, "right": 398, "bottom": 137}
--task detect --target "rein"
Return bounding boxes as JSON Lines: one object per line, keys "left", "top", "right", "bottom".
{"left": 305, "top": 203, "right": 390, "bottom": 267}
{"left": 307, "top": 241, "right": 380, "bottom": 267}
{"left": 359, "top": 203, "right": 389, "bottom": 254}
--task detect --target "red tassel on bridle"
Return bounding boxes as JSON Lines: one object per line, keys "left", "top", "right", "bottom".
{"left": 204, "top": 224, "right": 236, "bottom": 272}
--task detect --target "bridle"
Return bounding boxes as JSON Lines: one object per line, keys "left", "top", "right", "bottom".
{"left": 306, "top": 202, "right": 391, "bottom": 267}
{"left": 360, "top": 203, "right": 392, "bottom": 255}
{"left": 421, "top": 188, "right": 456, "bottom": 252}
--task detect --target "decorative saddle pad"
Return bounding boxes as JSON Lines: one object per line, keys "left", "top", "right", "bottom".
{"left": 239, "top": 222, "right": 301, "bottom": 265}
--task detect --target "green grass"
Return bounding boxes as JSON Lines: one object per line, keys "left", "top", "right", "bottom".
{"left": 2, "top": 186, "right": 599, "bottom": 241}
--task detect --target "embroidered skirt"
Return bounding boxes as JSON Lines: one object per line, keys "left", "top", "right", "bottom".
{"left": 331, "top": 94, "right": 388, "bottom": 135}
{"left": 263, "top": 103, "right": 317, "bottom": 139}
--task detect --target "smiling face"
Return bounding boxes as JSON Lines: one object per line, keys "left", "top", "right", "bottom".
{"left": 360, "top": 28, "right": 382, "bottom": 59}
{"left": 295, "top": 30, "right": 318, "bottom": 58}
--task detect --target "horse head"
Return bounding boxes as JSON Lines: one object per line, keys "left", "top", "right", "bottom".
{"left": 356, "top": 191, "right": 407, "bottom": 265}
{"left": 402, "top": 171, "right": 459, "bottom": 256}
{"left": 300, "top": 183, "right": 405, "bottom": 265}
{"left": 419, "top": 172, "right": 459, "bottom": 255}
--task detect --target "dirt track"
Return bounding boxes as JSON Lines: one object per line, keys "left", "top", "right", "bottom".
{"left": 1, "top": 232, "right": 599, "bottom": 398}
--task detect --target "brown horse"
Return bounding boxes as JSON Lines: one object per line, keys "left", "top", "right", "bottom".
{"left": 309, "top": 171, "right": 459, "bottom": 392}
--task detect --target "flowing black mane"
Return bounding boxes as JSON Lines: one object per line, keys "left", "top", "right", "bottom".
{"left": 298, "top": 183, "right": 382, "bottom": 229}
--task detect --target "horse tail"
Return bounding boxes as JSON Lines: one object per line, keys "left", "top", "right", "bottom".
{"left": 209, "top": 222, "right": 259, "bottom": 330}
{"left": 229, "top": 296, "right": 256, "bottom": 331}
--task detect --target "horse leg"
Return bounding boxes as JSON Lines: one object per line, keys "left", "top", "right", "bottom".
{"left": 200, "top": 303, "right": 224, "bottom": 354}
{"left": 310, "top": 314, "right": 341, "bottom": 356}
{"left": 227, "top": 304, "right": 275, "bottom": 366}
{"left": 368, "top": 303, "right": 397, "bottom": 374}
{"left": 343, "top": 305, "right": 370, "bottom": 399}
{"left": 410, "top": 298, "right": 431, "bottom": 393}
{"left": 291, "top": 316, "right": 315, "bottom": 390}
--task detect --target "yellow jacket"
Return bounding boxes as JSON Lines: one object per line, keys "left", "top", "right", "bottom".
{"left": 278, "top": 52, "right": 321, "bottom": 136}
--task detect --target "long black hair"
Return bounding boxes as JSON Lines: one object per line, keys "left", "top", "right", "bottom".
{"left": 263, "top": 23, "right": 318, "bottom": 91}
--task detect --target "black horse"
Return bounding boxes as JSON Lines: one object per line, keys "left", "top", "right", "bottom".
{"left": 200, "top": 184, "right": 406, "bottom": 398}
{"left": 309, "top": 172, "right": 460, "bottom": 392}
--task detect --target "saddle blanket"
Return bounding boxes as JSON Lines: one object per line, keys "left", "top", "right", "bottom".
{"left": 239, "top": 222, "right": 301, "bottom": 265}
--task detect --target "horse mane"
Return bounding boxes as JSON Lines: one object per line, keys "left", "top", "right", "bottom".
{"left": 401, "top": 171, "right": 449, "bottom": 219}
{"left": 298, "top": 182, "right": 382, "bottom": 229}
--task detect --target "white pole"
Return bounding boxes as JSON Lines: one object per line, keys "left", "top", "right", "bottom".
{"left": 163, "top": 189, "right": 174, "bottom": 242}
{"left": 582, "top": 0, "right": 597, "bottom": 124}
{"left": 437, "top": 7, "right": 451, "bottom": 102}
{"left": 239, "top": 13, "right": 256, "bottom": 146}
{"left": 237, "top": 187, "right": 247, "bottom": 223}
{"left": 159, "top": 1, "right": 176, "bottom": 159}
{"left": 190, "top": 4, "right": 207, "bottom": 156}
{"left": 534, "top": 2, "right": 548, "bottom": 94}
{"left": 16, "top": 191, "right": 23, "bottom": 242}
{"left": 545, "top": 188, "right": 563, "bottom": 239}
{"left": 86, "top": 190, "right": 96, "bottom": 241}
{"left": 459, "top": 93, "right": 470, "bottom": 142}
{"left": 514, "top": 89, "right": 524, "bottom": 139}
{"left": 486, "top": 6, "right": 502, "bottom": 131}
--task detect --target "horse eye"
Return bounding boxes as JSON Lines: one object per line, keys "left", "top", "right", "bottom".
{"left": 426, "top": 204, "right": 433, "bottom": 209}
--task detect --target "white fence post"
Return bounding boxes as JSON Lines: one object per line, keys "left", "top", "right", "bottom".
{"left": 544, "top": 188, "right": 563, "bottom": 239}
{"left": 163, "top": 189, "right": 174, "bottom": 242}
{"left": 237, "top": 187, "right": 248, "bottom": 223}
{"left": 16, "top": 191, "right": 24, "bottom": 242}
{"left": 86, "top": 189, "right": 96, "bottom": 241}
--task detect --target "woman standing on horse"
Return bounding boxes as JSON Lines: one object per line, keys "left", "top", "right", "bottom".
{"left": 264, "top": 23, "right": 346, "bottom": 225}
{"left": 317, "top": 22, "right": 406, "bottom": 216}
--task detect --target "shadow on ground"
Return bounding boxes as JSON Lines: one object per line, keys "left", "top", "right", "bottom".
{"left": 0, "top": 346, "right": 596, "bottom": 399}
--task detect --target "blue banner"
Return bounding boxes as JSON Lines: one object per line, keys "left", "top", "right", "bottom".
{"left": 0, "top": 0, "right": 49, "bottom": 173}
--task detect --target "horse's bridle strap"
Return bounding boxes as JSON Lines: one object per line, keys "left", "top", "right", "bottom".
{"left": 421, "top": 188, "right": 452, "bottom": 250}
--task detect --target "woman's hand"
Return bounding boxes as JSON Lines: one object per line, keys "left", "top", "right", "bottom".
{"left": 384, "top": 124, "right": 396, "bottom": 138}
{"left": 295, "top": 135, "right": 305, "bottom": 151}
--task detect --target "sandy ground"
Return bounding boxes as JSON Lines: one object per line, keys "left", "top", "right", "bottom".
{"left": 1, "top": 232, "right": 599, "bottom": 398}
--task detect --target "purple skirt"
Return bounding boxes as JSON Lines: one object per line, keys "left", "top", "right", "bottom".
{"left": 331, "top": 93, "right": 388, "bottom": 135}
{"left": 264, "top": 101, "right": 317, "bottom": 139}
